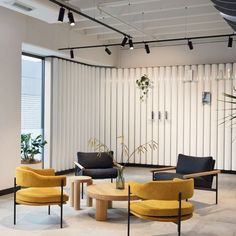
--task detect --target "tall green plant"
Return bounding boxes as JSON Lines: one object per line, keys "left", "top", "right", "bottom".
{"left": 21, "top": 133, "right": 47, "bottom": 161}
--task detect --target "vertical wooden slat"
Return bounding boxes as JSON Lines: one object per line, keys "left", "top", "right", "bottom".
{"left": 152, "top": 67, "right": 159, "bottom": 165}
{"left": 110, "top": 68, "right": 117, "bottom": 161}
{"left": 224, "top": 63, "right": 233, "bottom": 170}
{"left": 117, "top": 69, "right": 123, "bottom": 163}
{"left": 170, "top": 66, "right": 178, "bottom": 166}
{"left": 232, "top": 63, "right": 236, "bottom": 171}
{"left": 159, "top": 67, "right": 165, "bottom": 165}
{"left": 135, "top": 68, "right": 141, "bottom": 164}
{"left": 128, "top": 68, "right": 135, "bottom": 164}
{"left": 146, "top": 67, "right": 153, "bottom": 165}
{"left": 203, "top": 65, "right": 211, "bottom": 156}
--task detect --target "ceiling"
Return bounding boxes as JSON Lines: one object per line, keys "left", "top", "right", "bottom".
{"left": 0, "top": 0, "right": 233, "bottom": 45}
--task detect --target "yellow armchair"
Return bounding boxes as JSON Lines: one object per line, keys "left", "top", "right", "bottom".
{"left": 128, "top": 178, "right": 194, "bottom": 236}
{"left": 14, "top": 166, "right": 69, "bottom": 228}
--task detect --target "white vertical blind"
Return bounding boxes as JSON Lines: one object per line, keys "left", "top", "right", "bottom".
{"left": 50, "top": 58, "right": 236, "bottom": 171}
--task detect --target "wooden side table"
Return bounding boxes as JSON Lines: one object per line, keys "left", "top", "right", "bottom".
{"left": 71, "top": 176, "right": 93, "bottom": 210}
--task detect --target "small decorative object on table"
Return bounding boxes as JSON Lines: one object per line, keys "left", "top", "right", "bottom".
{"left": 136, "top": 74, "right": 153, "bottom": 101}
{"left": 89, "top": 136, "right": 158, "bottom": 190}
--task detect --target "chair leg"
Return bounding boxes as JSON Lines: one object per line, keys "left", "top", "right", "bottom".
{"left": 14, "top": 178, "right": 16, "bottom": 225}
{"left": 111, "top": 178, "right": 113, "bottom": 183}
{"left": 81, "top": 183, "right": 84, "bottom": 199}
{"left": 127, "top": 185, "right": 131, "bottom": 236}
{"left": 48, "top": 205, "right": 51, "bottom": 215}
{"left": 60, "top": 180, "right": 63, "bottom": 228}
{"left": 178, "top": 192, "right": 182, "bottom": 236}
{"left": 216, "top": 174, "right": 218, "bottom": 205}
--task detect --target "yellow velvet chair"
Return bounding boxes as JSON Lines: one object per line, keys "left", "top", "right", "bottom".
{"left": 128, "top": 178, "right": 194, "bottom": 236}
{"left": 14, "top": 166, "right": 69, "bottom": 228}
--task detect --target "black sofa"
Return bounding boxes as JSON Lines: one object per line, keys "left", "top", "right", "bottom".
{"left": 151, "top": 154, "right": 220, "bottom": 204}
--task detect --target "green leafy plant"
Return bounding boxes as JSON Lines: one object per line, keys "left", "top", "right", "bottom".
{"left": 136, "top": 74, "right": 153, "bottom": 101}
{"left": 21, "top": 133, "right": 47, "bottom": 164}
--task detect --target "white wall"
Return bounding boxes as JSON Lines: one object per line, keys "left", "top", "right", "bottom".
{"left": 118, "top": 42, "right": 236, "bottom": 68}
{"left": 50, "top": 58, "right": 236, "bottom": 172}
{"left": 0, "top": 6, "right": 117, "bottom": 190}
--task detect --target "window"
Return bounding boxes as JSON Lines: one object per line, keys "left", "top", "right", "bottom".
{"left": 21, "top": 54, "right": 44, "bottom": 161}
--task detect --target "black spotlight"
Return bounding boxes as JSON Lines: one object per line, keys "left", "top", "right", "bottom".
{"left": 228, "top": 36, "right": 233, "bottom": 48}
{"left": 105, "top": 47, "right": 112, "bottom": 55}
{"left": 70, "top": 49, "right": 74, "bottom": 59}
{"left": 68, "top": 11, "right": 75, "bottom": 26}
{"left": 145, "top": 43, "right": 150, "bottom": 54}
{"left": 129, "top": 38, "right": 134, "bottom": 50}
{"left": 121, "top": 36, "right": 128, "bottom": 47}
{"left": 188, "top": 39, "right": 193, "bottom": 50}
{"left": 58, "top": 7, "right": 65, "bottom": 22}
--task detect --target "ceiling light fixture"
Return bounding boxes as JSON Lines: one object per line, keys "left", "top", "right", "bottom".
{"left": 105, "top": 47, "right": 112, "bottom": 55}
{"left": 70, "top": 49, "right": 74, "bottom": 59}
{"left": 68, "top": 11, "right": 75, "bottom": 26}
{"left": 145, "top": 43, "right": 150, "bottom": 54}
{"left": 228, "top": 36, "right": 233, "bottom": 47}
{"left": 129, "top": 38, "right": 134, "bottom": 50}
{"left": 121, "top": 36, "right": 128, "bottom": 47}
{"left": 188, "top": 39, "right": 193, "bottom": 50}
{"left": 58, "top": 7, "right": 65, "bottom": 22}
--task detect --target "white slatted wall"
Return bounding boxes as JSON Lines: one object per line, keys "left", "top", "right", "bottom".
{"left": 50, "top": 58, "right": 236, "bottom": 171}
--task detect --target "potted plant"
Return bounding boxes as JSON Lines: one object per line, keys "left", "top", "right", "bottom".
{"left": 136, "top": 74, "right": 153, "bottom": 101}
{"left": 88, "top": 136, "right": 158, "bottom": 189}
{"left": 21, "top": 133, "right": 47, "bottom": 164}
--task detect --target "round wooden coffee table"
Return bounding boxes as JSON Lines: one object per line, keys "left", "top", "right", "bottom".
{"left": 87, "top": 183, "right": 138, "bottom": 221}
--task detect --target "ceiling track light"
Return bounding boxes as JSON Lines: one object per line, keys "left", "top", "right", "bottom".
{"left": 129, "top": 38, "right": 134, "bottom": 50}
{"left": 121, "top": 36, "right": 128, "bottom": 47}
{"left": 188, "top": 39, "right": 193, "bottom": 50}
{"left": 228, "top": 36, "right": 233, "bottom": 48}
{"left": 145, "top": 43, "right": 150, "bottom": 54}
{"left": 70, "top": 49, "right": 74, "bottom": 59}
{"left": 58, "top": 7, "right": 65, "bottom": 22}
{"left": 68, "top": 11, "right": 75, "bottom": 26}
{"left": 105, "top": 47, "right": 112, "bottom": 55}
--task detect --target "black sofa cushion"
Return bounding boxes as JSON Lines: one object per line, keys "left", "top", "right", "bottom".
{"left": 77, "top": 151, "right": 114, "bottom": 169}
{"left": 83, "top": 168, "right": 118, "bottom": 179}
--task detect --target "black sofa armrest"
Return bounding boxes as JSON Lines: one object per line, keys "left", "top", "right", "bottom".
{"left": 150, "top": 166, "right": 176, "bottom": 173}
{"left": 183, "top": 169, "right": 221, "bottom": 179}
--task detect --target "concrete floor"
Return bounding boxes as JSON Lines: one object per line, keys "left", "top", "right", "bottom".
{"left": 0, "top": 167, "right": 236, "bottom": 236}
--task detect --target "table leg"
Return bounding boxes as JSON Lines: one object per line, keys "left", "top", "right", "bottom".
{"left": 96, "top": 199, "right": 108, "bottom": 221}
{"left": 86, "top": 180, "right": 93, "bottom": 207}
{"left": 108, "top": 201, "right": 112, "bottom": 209}
{"left": 74, "top": 180, "right": 80, "bottom": 210}
{"left": 71, "top": 181, "right": 74, "bottom": 207}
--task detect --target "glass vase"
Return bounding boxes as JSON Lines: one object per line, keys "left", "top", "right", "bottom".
{"left": 116, "top": 167, "right": 125, "bottom": 190}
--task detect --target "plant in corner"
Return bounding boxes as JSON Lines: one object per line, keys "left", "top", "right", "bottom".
{"left": 88, "top": 136, "right": 158, "bottom": 189}
{"left": 136, "top": 74, "right": 153, "bottom": 101}
{"left": 21, "top": 133, "right": 47, "bottom": 164}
